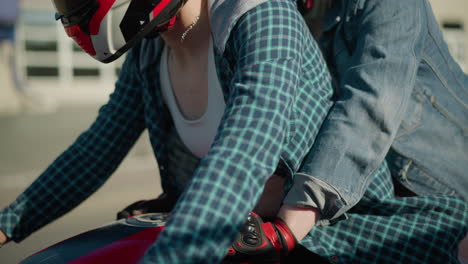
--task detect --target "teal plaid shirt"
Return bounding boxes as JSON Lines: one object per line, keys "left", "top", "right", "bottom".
{"left": 0, "top": 1, "right": 466, "bottom": 263}
{"left": 0, "top": 0, "right": 333, "bottom": 262}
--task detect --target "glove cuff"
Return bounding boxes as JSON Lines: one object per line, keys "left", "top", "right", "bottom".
{"left": 274, "top": 218, "right": 297, "bottom": 254}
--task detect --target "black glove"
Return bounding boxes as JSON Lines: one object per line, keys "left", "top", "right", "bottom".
{"left": 116, "top": 193, "right": 176, "bottom": 220}
{"left": 224, "top": 211, "right": 297, "bottom": 264}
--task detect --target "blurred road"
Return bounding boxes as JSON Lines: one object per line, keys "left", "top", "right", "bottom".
{"left": 0, "top": 92, "right": 162, "bottom": 264}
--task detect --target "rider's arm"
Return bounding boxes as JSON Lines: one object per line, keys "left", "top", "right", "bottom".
{"left": 278, "top": 205, "right": 320, "bottom": 241}
{"left": 283, "top": 0, "right": 426, "bottom": 221}
{"left": 139, "top": 2, "right": 332, "bottom": 263}
{"left": 0, "top": 51, "right": 146, "bottom": 242}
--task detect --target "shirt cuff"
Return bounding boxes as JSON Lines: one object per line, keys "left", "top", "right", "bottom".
{"left": 283, "top": 173, "right": 348, "bottom": 223}
{"left": 0, "top": 193, "right": 28, "bottom": 242}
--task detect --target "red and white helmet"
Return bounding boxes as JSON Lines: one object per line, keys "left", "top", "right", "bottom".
{"left": 53, "top": 0, "right": 187, "bottom": 63}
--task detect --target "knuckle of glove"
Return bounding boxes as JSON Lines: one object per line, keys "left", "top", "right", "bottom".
{"left": 226, "top": 212, "right": 292, "bottom": 263}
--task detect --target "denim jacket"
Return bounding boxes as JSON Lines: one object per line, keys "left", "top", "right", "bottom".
{"left": 287, "top": 0, "right": 468, "bottom": 221}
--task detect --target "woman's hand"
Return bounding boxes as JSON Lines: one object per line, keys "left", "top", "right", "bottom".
{"left": 0, "top": 229, "right": 9, "bottom": 245}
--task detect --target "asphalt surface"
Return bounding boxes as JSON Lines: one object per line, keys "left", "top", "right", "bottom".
{"left": 0, "top": 103, "right": 162, "bottom": 264}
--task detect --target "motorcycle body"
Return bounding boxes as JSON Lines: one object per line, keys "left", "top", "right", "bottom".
{"left": 19, "top": 213, "right": 167, "bottom": 264}
{"left": 18, "top": 213, "right": 253, "bottom": 264}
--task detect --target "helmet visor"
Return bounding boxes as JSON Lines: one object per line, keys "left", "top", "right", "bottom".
{"left": 53, "top": 0, "right": 96, "bottom": 17}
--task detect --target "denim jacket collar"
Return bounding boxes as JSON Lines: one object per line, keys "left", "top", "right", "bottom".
{"left": 209, "top": 0, "right": 267, "bottom": 54}
{"left": 322, "top": 0, "right": 346, "bottom": 32}
{"left": 322, "top": 0, "right": 367, "bottom": 32}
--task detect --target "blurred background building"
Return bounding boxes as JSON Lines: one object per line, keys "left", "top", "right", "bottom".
{"left": 8, "top": 0, "right": 468, "bottom": 106}
{"left": 430, "top": 0, "right": 467, "bottom": 72}
{"left": 0, "top": 0, "right": 466, "bottom": 264}
{"left": 13, "top": 0, "right": 125, "bottom": 106}
{"left": 13, "top": 0, "right": 468, "bottom": 98}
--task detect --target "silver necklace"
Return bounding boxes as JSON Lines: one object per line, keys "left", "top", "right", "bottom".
{"left": 180, "top": 15, "right": 200, "bottom": 43}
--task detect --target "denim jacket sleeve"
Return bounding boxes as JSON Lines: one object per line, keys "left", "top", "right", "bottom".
{"left": 0, "top": 51, "right": 146, "bottom": 242}
{"left": 287, "top": 0, "right": 427, "bottom": 220}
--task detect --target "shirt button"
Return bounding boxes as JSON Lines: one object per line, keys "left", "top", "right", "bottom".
{"left": 336, "top": 16, "right": 341, "bottom": 22}
{"left": 330, "top": 255, "right": 340, "bottom": 263}
{"left": 160, "top": 166, "right": 165, "bottom": 171}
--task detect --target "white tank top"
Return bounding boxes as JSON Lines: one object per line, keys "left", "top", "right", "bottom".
{"left": 159, "top": 39, "right": 226, "bottom": 158}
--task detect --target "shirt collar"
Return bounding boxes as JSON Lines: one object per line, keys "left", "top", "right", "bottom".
{"left": 209, "top": 0, "right": 268, "bottom": 54}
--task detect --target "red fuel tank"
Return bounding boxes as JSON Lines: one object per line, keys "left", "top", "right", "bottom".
{"left": 19, "top": 213, "right": 167, "bottom": 264}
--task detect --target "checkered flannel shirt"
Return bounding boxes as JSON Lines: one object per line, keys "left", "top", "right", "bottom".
{"left": 0, "top": 0, "right": 333, "bottom": 262}
{"left": 0, "top": 1, "right": 466, "bottom": 263}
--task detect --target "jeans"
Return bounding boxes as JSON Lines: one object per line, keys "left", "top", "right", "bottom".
{"left": 291, "top": 0, "right": 468, "bottom": 221}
